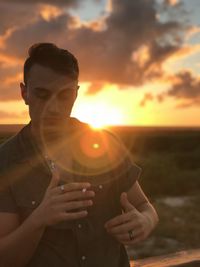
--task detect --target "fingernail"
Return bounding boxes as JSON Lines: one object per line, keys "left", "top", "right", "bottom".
{"left": 89, "top": 200, "right": 93, "bottom": 205}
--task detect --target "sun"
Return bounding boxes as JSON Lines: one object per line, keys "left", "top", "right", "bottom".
{"left": 73, "top": 101, "right": 124, "bottom": 129}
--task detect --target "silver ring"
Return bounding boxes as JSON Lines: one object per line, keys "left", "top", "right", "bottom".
{"left": 128, "top": 230, "right": 134, "bottom": 241}
{"left": 60, "top": 185, "right": 65, "bottom": 193}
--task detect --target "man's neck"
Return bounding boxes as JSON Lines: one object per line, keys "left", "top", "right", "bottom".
{"left": 30, "top": 122, "right": 68, "bottom": 157}
{"left": 30, "top": 123, "right": 46, "bottom": 153}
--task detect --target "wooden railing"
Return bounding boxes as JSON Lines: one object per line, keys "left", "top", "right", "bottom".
{"left": 131, "top": 249, "right": 200, "bottom": 267}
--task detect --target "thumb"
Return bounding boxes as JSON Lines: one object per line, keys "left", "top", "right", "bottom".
{"left": 47, "top": 165, "right": 60, "bottom": 190}
{"left": 120, "top": 192, "right": 135, "bottom": 213}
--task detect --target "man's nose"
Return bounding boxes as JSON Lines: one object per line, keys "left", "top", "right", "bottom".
{"left": 46, "top": 97, "right": 60, "bottom": 114}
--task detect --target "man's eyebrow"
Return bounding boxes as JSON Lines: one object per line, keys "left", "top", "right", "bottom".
{"left": 33, "top": 87, "right": 51, "bottom": 92}
{"left": 55, "top": 87, "right": 78, "bottom": 94}
{"left": 33, "top": 86, "right": 77, "bottom": 92}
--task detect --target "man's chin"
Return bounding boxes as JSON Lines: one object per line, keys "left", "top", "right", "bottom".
{"left": 43, "top": 117, "right": 64, "bottom": 124}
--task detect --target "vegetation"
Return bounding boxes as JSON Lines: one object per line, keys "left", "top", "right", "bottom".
{"left": 112, "top": 127, "right": 200, "bottom": 198}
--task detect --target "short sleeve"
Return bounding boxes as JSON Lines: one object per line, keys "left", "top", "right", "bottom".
{"left": 115, "top": 155, "right": 142, "bottom": 194}
{"left": 102, "top": 129, "right": 142, "bottom": 194}
{"left": 0, "top": 182, "right": 18, "bottom": 213}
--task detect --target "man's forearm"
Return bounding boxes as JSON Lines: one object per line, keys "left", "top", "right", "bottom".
{"left": 0, "top": 211, "right": 45, "bottom": 267}
{"left": 137, "top": 202, "right": 159, "bottom": 231}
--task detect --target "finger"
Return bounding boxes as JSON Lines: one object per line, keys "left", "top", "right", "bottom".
{"left": 105, "top": 211, "right": 135, "bottom": 228}
{"left": 47, "top": 168, "right": 60, "bottom": 190}
{"left": 52, "top": 182, "right": 91, "bottom": 195}
{"left": 60, "top": 210, "right": 88, "bottom": 221}
{"left": 52, "top": 190, "right": 95, "bottom": 203}
{"left": 60, "top": 199, "right": 93, "bottom": 211}
{"left": 120, "top": 192, "right": 137, "bottom": 213}
{"left": 114, "top": 228, "right": 143, "bottom": 242}
{"left": 106, "top": 221, "right": 140, "bottom": 235}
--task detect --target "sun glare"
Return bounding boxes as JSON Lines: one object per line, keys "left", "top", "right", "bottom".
{"left": 74, "top": 102, "right": 124, "bottom": 129}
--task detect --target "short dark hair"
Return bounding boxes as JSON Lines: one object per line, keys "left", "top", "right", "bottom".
{"left": 24, "top": 43, "right": 79, "bottom": 85}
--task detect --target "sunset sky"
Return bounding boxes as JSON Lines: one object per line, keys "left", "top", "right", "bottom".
{"left": 0, "top": 0, "right": 200, "bottom": 127}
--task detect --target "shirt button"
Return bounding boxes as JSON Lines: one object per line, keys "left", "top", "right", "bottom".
{"left": 78, "top": 224, "right": 82, "bottom": 229}
{"left": 99, "top": 185, "right": 103, "bottom": 190}
{"left": 81, "top": 255, "right": 86, "bottom": 261}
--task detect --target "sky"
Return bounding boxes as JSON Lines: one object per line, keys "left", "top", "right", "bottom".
{"left": 0, "top": 0, "right": 200, "bottom": 127}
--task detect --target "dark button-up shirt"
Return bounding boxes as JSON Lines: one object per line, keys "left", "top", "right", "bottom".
{"left": 0, "top": 118, "right": 141, "bottom": 267}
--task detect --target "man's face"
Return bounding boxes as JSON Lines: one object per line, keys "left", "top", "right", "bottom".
{"left": 21, "top": 64, "right": 78, "bottom": 131}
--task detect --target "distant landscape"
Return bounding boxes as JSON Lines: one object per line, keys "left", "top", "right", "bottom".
{"left": 1, "top": 124, "right": 200, "bottom": 259}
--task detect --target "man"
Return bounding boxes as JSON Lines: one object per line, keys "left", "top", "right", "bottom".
{"left": 0, "top": 43, "right": 158, "bottom": 267}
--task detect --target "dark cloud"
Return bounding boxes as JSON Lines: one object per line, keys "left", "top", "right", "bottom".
{"left": 2, "top": 14, "right": 72, "bottom": 58}
{"left": 0, "top": 2, "right": 39, "bottom": 35}
{"left": 140, "top": 93, "right": 154, "bottom": 107}
{"left": 0, "top": 0, "right": 189, "bottom": 99}
{"left": 86, "top": 82, "right": 105, "bottom": 94}
{"left": 64, "top": 0, "right": 186, "bottom": 87}
{"left": 167, "top": 71, "right": 200, "bottom": 99}
{"left": 0, "top": 0, "right": 79, "bottom": 6}
{"left": 0, "top": 0, "right": 81, "bottom": 35}
{"left": 166, "top": 71, "right": 200, "bottom": 107}
{"left": 143, "top": 71, "right": 200, "bottom": 108}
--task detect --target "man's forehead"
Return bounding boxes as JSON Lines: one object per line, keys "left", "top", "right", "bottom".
{"left": 27, "top": 64, "right": 77, "bottom": 90}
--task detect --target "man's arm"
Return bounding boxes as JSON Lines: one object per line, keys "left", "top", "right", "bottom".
{"left": 0, "top": 211, "right": 45, "bottom": 267}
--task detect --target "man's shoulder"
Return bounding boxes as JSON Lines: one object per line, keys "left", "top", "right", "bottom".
{"left": 0, "top": 135, "right": 17, "bottom": 155}
{"left": 0, "top": 128, "right": 24, "bottom": 165}
{"left": 70, "top": 117, "right": 117, "bottom": 137}
{"left": 69, "top": 117, "right": 90, "bottom": 131}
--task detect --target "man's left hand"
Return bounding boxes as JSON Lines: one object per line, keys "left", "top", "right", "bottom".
{"left": 104, "top": 192, "right": 152, "bottom": 246}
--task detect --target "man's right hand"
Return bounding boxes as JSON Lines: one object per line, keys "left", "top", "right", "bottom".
{"left": 31, "top": 167, "right": 95, "bottom": 227}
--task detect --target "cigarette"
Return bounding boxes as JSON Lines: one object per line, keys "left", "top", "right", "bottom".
{"left": 82, "top": 188, "right": 87, "bottom": 193}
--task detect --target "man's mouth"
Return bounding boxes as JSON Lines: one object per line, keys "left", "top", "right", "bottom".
{"left": 43, "top": 117, "right": 63, "bottom": 123}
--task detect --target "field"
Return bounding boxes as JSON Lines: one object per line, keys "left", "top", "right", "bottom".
{"left": 111, "top": 126, "right": 200, "bottom": 259}
{"left": 1, "top": 124, "right": 200, "bottom": 260}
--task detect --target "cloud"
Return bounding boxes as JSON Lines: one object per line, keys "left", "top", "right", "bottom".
{"left": 0, "top": 2, "right": 40, "bottom": 35}
{"left": 68, "top": 0, "right": 186, "bottom": 87}
{"left": 0, "top": 82, "right": 21, "bottom": 101}
{"left": 0, "top": 110, "right": 26, "bottom": 119}
{"left": 140, "top": 93, "right": 154, "bottom": 107}
{"left": 0, "top": 0, "right": 191, "bottom": 100}
{"left": 1, "top": 14, "right": 73, "bottom": 58}
{"left": 143, "top": 70, "right": 200, "bottom": 108}
{"left": 164, "top": 0, "right": 180, "bottom": 6}
{"left": 0, "top": 0, "right": 79, "bottom": 6}
{"left": 167, "top": 71, "right": 200, "bottom": 100}
{"left": 86, "top": 82, "right": 105, "bottom": 94}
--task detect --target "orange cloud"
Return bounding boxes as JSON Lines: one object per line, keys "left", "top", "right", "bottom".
{"left": 165, "top": 0, "right": 180, "bottom": 6}
{"left": 39, "top": 4, "right": 62, "bottom": 21}
{"left": 4, "top": 73, "right": 22, "bottom": 85}
{"left": 0, "top": 53, "right": 22, "bottom": 67}
{"left": 139, "top": 93, "right": 154, "bottom": 107}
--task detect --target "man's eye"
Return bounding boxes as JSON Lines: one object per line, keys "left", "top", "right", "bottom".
{"left": 59, "top": 91, "right": 74, "bottom": 99}
{"left": 36, "top": 93, "right": 50, "bottom": 99}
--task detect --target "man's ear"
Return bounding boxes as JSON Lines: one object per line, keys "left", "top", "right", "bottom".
{"left": 75, "top": 85, "right": 80, "bottom": 98}
{"left": 20, "top": 82, "right": 29, "bottom": 105}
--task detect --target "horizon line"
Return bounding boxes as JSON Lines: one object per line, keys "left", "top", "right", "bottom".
{"left": 0, "top": 123, "right": 200, "bottom": 128}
